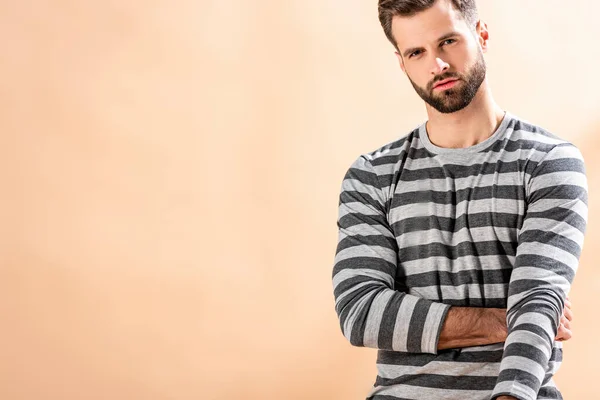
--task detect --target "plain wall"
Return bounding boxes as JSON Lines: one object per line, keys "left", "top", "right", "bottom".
{"left": 1, "top": 1, "right": 598, "bottom": 399}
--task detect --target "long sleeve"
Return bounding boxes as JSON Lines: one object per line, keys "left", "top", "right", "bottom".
{"left": 491, "top": 144, "right": 588, "bottom": 400}
{"left": 332, "top": 155, "right": 451, "bottom": 354}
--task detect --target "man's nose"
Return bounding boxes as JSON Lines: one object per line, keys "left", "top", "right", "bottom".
{"left": 430, "top": 57, "right": 450, "bottom": 75}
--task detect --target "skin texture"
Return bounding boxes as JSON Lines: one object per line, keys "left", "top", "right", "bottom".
{"left": 438, "top": 297, "right": 573, "bottom": 350}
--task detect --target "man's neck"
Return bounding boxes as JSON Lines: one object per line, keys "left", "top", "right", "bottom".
{"left": 424, "top": 82, "right": 505, "bottom": 149}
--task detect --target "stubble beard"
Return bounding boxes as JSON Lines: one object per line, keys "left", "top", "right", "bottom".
{"left": 408, "top": 51, "right": 487, "bottom": 114}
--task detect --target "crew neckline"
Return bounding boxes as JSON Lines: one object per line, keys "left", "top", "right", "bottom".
{"left": 418, "top": 111, "right": 513, "bottom": 155}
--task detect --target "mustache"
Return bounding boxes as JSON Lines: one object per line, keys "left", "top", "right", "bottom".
{"left": 428, "top": 73, "right": 462, "bottom": 91}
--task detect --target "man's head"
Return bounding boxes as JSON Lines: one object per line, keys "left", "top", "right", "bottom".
{"left": 378, "top": 0, "right": 489, "bottom": 113}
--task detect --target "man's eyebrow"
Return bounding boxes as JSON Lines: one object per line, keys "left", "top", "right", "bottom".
{"left": 436, "top": 31, "right": 460, "bottom": 42}
{"left": 402, "top": 46, "right": 423, "bottom": 58}
{"left": 401, "top": 31, "right": 461, "bottom": 58}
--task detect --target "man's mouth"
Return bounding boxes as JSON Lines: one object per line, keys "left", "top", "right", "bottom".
{"left": 433, "top": 78, "right": 459, "bottom": 91}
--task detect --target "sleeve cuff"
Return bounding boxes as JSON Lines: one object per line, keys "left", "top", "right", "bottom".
{"left": 491, "top": 380, "right": 536, "bottom": 400}
{"left": 422, "top": 302, "right": 451, "bottom": 354}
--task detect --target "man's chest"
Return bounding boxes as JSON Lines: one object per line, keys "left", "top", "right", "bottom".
{"left": 387, "top": 162, "right": 527, "bottom": 305}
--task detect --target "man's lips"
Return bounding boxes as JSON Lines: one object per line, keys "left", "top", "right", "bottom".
{"left": 433, "top": 78, "right": 459, "bottom": 90}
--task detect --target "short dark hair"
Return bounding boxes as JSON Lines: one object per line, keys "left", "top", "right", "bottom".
{"left": 378, "top": 0, "right": 479, "bottom": 50}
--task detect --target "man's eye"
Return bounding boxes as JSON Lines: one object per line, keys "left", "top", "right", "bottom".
{"left": 409, "top": 50, "right": 422, "bottom": 58}
{"left": 442, "top": 39, "right": 455, "bottom": 45}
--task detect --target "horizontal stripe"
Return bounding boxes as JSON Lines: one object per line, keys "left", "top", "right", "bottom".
{"left": 398, "top": 226, "right": 518, "bottom": 249}
{"left": 392, "top": 212, "right": 523, "bottom": 233}
{"left": 374, "top": 373, "right": 497, "bottom": 390}
{"left": 409, "top": 283, "right": 507, "bottom": 300}
{"left": 400, "top": 254, "right": 515, "bottom": 274}
{"left": 377, "top": 347, "right": 504, "bottom": 365}
{"left": 399, "top": 241, "right": 517, "bottom": 261}
{"left": 390, "top": 198, "right": 524, "bottom": 221}
{"left": 391, "top": 184, "right": 526, "bottom": 205}
{"left": 385, "top": 172, "right": 527, "bottom": 194}
{"left": 334, "top": 244, "right": 397, "bottom": 265}
{"left": 377, "top": 360, "right": 501, "bottom": 378}
{"left": 367, "top": 383, "right": 494, "bottom": 400}
{"left": 404, "top": 268, "right": 512, "bottom": 287}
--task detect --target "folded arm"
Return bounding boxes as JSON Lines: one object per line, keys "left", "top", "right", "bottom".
{"left": 491, "top": 144, "right": 588, "bottom": 400}
{"left": 333, "top": 156, "right": 507, "bottom": 353}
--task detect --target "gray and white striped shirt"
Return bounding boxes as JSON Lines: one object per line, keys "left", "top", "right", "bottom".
{"left": 332, "top": 112, "right": 587, "bottom": 400}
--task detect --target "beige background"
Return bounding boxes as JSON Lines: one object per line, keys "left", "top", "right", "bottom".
{"left": 1, "top": 1, "right": 598, "bottom": 399}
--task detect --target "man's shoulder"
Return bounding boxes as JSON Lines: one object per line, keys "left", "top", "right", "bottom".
{"left": 341, "top": 125, "right": 422, "bottom": 194}
{"left": 359, "top": 124, "right": 422, "bottom": 165}
{"left": 509, "top": 113, "right": 574, "bottom": 147}
{"left": 504, "top": 112, "right": 586, "bottom": 167}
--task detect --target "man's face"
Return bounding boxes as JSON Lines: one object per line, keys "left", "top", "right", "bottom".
{"left": 391, "top": 0, "right": 487, "bottom": 114}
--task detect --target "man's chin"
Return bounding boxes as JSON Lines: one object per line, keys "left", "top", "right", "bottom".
{"left": 427, "top": 98, "right": 470, "bottom": 114}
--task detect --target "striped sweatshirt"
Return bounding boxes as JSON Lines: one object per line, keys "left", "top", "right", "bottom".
{"left": 332, "top": 111, "right": 588, "bottom": 400}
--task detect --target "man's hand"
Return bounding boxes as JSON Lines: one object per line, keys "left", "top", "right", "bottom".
{"left": 555, "top": 295, "right": 573, "bottom": 341}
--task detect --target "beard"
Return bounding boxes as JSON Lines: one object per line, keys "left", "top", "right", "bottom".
{"left": 408, "top": 49, "right": 486, "bottom": 114}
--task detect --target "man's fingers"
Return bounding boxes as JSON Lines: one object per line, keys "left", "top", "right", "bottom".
{"left": 556, "top": 316, "right": 573, "bottom": 341}
{"left": 556, "top": 330, "right": 572, "bottom": 341}
{"left": 563, "top": 305, "right": 573, "bottom": 322}
{"left": 555, "top": 323, "right": 572, "bottom": 341}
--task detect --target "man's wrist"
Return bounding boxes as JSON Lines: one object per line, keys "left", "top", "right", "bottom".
{"left": 438, "top": 307, "right": 508, "bottom": 349}
{"left": 480, "top": 308, "right": 507, "bottom": 342}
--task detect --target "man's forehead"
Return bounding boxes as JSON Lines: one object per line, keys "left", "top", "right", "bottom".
{"left": 390, "top": 4, "right": 467, "bottom": 50}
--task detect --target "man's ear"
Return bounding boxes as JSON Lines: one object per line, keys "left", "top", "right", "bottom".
{"left": 394, "top": 51, "right": 406, "bottom": 73}
{"left": 476, "top": 20, "right": 489, "bottom": 53}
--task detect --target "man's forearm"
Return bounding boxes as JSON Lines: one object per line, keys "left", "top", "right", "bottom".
{"left": 438, "top": 307, "right": 507, "bottom": 350}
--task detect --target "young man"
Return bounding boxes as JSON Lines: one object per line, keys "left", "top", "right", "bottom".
{"left": 331, "top": 1, "right": 587, "bottom": 399}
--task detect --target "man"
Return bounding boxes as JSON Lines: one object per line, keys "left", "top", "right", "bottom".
{"left": 331, "top": 1, "right": 587, "bottom": 399}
